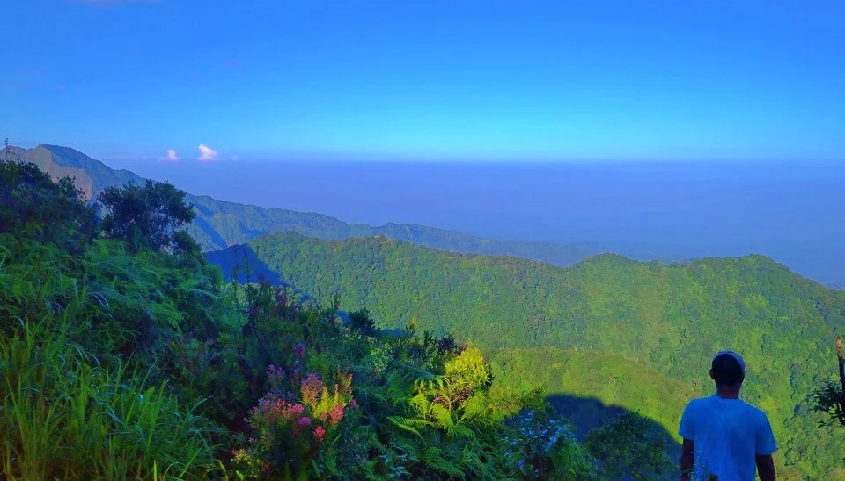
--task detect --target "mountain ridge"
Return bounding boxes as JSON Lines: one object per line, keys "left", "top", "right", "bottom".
{"left": 207, "top": 230, "right": 845, "bottom": 478}
{"left": 2, "top": 143, "right": 598, "bottom": 267}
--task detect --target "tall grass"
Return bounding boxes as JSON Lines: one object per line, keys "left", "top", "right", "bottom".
{"left": 0, "top": 317, "right": 215, "bottom": 480}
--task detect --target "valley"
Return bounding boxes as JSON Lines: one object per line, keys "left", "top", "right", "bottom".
{"left": 3, "top": 144, "right": 844, "bottom": 478}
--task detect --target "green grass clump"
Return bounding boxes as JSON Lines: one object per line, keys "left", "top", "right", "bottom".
{"left": 0, "top": 158, "right": 746, "bottom": 479}
{"left": 0, "top": 319, "right": 214, "bottom": 479}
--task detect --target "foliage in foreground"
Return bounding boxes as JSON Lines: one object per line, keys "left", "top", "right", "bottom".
{"left": 0, "top": 158, "right": 639, "bottom": 479}
{"left": 6, "top": 157, "right": 838, "bottom": 479}
{"left": 212, "top": 229, "right": 845, "bottom": 477}
{"left": 812, "top": 338, "right": 845, "bottom": 432}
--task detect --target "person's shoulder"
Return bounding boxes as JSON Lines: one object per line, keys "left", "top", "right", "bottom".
{"left": 680, "top": 396, "right": 711, "bottom": 439}
{"left": 683, "top": 395, "right": 712, "bottom": 412}
{"left": 742, "top": 401, "right": 772, "bottom": 424}
{"left": 690, "top": 395, "right": 716, "bottom": 405}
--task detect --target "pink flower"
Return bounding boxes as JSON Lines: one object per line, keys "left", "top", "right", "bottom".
{"left": 249, "top": 393, "right": 311, "bottom": 427}
{"left": 301, "top": 373, "right": 324, "bottom": 406}
{"left": 313, "top": 426, "right": 326, "bottom": 443}
{"left": 267, "top": 364, "right": 285, "bottom": 387}
{"left": 327, "top": 404, "right": 345, "bottom": 426}
{"left": 295, "top": 342, "right": 306, "bottom": 358}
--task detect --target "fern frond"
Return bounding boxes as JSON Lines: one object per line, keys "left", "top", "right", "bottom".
{"left": 387, "top": 416, "right": 425, "bottom": 441}
{"left": 431, "top": 404, "right": 454, "bottom": 430}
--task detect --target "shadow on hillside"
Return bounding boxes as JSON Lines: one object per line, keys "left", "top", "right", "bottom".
{"left": 207, "top": 245, "right": 321, "bottom": 305}
{"left": 207, "top": 244, "right": 284, "bottom": 285}
{"left": 546, "top": 394, "right": 680, "bottom": 480}
{"left": 547, "top": 394, "right": 627, "bottom": 438}
{"left": 192, "top": 216, "right": 229, "bottom": 250}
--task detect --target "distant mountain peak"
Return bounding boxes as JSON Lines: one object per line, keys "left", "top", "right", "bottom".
{"left": 6, "top": 143, "right": 599, "bottom": 268}
{"left": 38, "top": 143, "right": 79, "bottom": 152}
{"left": 4, "top": 143, "right": 144, "bottom": 200}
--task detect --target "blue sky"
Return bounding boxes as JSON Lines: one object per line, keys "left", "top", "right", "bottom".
{"left": 2, "top": 0, "right": 844, "bottom": 161}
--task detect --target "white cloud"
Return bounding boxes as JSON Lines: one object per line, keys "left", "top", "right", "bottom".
{"left": 159, "top": 149, "right": 180, "bottom": 162}
{"left": 198, "top": 144, "right": 218, "bottom": 161}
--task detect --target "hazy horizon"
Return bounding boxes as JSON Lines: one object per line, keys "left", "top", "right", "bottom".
{"left": 4, "top": 0, "right": 845, "bottom": 478}
{"left": 4, "top": 0, "right": 844, "bottom": 283}
{"left": 99, "top": 155, "right": 845, "bottom": 287}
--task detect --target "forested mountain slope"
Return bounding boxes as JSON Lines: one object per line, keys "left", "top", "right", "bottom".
{"left": 1, "top": 144, "right": 594, "bottom": 266}
{"left": 208, "top": 232, "right": 845, "bottom": 478}
{"left": 4, "top": 157, "right": 687, "bottom": 479}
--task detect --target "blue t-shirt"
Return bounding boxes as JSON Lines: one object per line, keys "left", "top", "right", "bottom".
{"left": 679, "top": 395, "right": 777, "bottom": 480}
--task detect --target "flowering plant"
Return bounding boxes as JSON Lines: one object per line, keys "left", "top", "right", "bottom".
{"left": 236, "top": 366, "right": 357, "bottom": 476}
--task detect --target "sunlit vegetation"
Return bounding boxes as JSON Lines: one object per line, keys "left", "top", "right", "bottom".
{"left": 1, "top": 159, "right": 666, "bottom": 479}
{"left": 3, "top": 157, "right": 842, "bottom": 479}
{"left": 211, "top": 231, "right": 845, "bottom": 477}
{"left": 813, "top": 338, "right": 845, "bottom": 430}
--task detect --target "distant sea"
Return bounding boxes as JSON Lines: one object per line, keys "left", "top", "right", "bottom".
{"left": 118, "top": 158, "right": 845, "bottom": 288}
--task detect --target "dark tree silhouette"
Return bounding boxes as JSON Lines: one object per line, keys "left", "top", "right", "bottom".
{"left": 0, "top": 158, "right": 98, "bottom": 248}
{"left": 98, "top": 180, "right": 199, "bottom": 255}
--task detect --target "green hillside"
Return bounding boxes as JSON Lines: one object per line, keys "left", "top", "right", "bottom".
{"left": 489, "top": 347, "right": 697, "bottom": 435}
{"left": 2, "top": 157, "right": 688, "bottom": 480}
{"left": 208, "top": 232, "right": 845, "bottom": 478}
{"left": 1, "top": 144, "right": 594, "bottom": 266}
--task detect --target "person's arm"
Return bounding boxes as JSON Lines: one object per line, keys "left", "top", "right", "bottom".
{"left": 755, "top": 412, "right": 778, "bottom": 481}
{"left": 678, "top": 403, "right": 695, "bottom": 481}
{"left": 755, "top": 454, "right": 775, "bottom": 481}
{"left": 680, "top": 438, "right": 694, "bottom": 481}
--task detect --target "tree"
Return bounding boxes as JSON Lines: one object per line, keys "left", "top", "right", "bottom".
{"left": 348, "top": 307, "right": 376, "bottom": 334}
{"left": 98, "top": 180, "right": 199, "bottom": 255}
{"left": 813, "top": 337, "right": 845, "bottom": 428}
{"left": 0, "top": 159, "right": 98, "bottom": 248}
{"left": 585, "top": 411, "right": 675, "bottom": 480}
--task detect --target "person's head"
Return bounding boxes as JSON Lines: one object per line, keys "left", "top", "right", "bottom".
{"left": 709, "top": 350, "right": 746, "bottom": 389}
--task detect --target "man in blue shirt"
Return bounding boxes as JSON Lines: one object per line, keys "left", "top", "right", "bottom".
{"left": 679, "top": 350, "right": 777, "bottom": 481}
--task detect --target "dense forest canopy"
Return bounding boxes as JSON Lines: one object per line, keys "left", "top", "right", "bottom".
{"left": 209, "top": 232, "right": 845, "bottom": 478}
{"left": 0, "top": 159, "right": 691, "bottom": 479}
{"left": 2, "top": 155, "right": 843, "bottom": 479}
{"left": 6, "top": 0, "right": 845, "bottom": 477}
